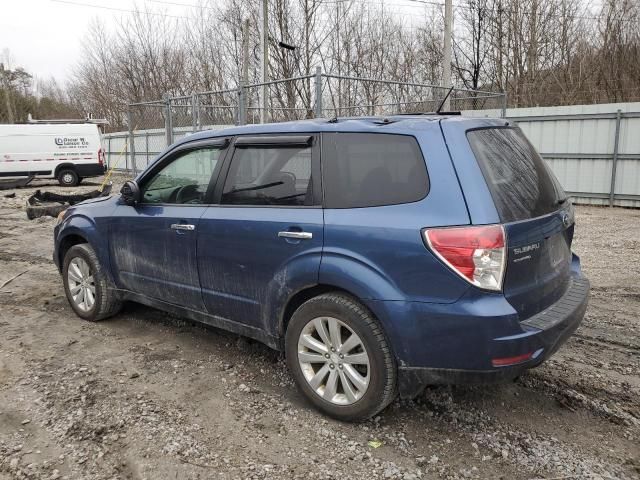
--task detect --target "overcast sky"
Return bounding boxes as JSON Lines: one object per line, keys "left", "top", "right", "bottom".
{"left": 0, "top": 0, "right": 188, "bottom": 83}
{"left": 0, "top": 0, "right": 603, "bottom": 85}
{"left": 1, "top": 0, "right": 437, "bottom": 85}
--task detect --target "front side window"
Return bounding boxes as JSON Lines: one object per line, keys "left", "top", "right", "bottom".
{"left": 142, "top": 147, "right": 222, "bottom": 204}
{"left": 221, "top": 145, "right": 314, "bottom": 206}
{"left": 322, "top": 133, "right": 429, "bottom": 208}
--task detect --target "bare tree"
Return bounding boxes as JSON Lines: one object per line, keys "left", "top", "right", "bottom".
{"left": 66, "top": 0, "right": 640, "bottom": 122}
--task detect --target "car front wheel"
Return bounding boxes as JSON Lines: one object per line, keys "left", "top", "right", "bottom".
{"left": 285, "top": 293, "right": 397, "bottom": 421}
{"left": 62, "top": 243, "right": 122, "bottom": 321}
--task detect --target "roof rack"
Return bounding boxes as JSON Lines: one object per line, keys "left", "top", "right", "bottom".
{"left": 25, "top": 113, "right": 109, "bottom": 126}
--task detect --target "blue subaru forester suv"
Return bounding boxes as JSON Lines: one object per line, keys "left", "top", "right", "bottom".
{"left": 53, "top": 115, "right": 589, "bottom": 421}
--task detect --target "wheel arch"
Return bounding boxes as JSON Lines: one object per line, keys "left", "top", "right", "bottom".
{"left": 278, "top": 285, "right": 397, "bottom": 358}
{"left": 54, "top": 162, "right": 78, "bottom": 178}
{"left": 57, "top": 232, "right": 89, "bottom": 272}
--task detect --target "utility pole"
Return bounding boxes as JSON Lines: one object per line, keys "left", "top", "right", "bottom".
{"left": 238, "top": 18, "right": 250, "bottom": 126}
{"left": 260, "top": 0, "right": 268, "bottom": 123}
{"left": 442, "top": 0, "right": 452, "bottom": 111}
{"left": 242, "top": 18, "right": 250, "bottom": 86}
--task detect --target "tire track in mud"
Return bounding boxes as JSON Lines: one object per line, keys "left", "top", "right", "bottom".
{"left": 411, "top": 386, "right": 635, "bottom": 479}
{"left": 573, "top": 333, "right": 640, "bottom": 354}
{"left": 519, "top": 367, "right": 640, "bottom": 429}
{"left": 0, "top": 251, "right": 50, "bottom": 265}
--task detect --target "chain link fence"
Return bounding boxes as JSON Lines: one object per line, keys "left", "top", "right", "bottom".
{"left": 105, "top": 70, "right": 506, "bottom": 172}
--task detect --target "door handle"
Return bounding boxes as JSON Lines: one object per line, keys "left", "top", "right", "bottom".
{"left": 171, "top": 224, "right": 196, "bottom": 231}
{"left": 278, "top": 231, "right": 312, "bottom": 240}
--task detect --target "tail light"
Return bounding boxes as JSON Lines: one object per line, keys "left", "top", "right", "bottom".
{"left": 423, "top": 225, "right": 506, "bottom": 291}
{"left": 98, "top": 148, "right": 104, "bottom": 166}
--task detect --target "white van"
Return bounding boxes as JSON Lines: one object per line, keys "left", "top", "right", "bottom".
{"left": 0, "top": 123, "right": 106, "bottom": 186}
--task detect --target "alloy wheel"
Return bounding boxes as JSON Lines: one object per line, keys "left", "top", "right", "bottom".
{"left": 297, "top": 316, "right": 370, "bottom": 405}
{"left": 67, "top": 257, "right": 96, "bottom": 312}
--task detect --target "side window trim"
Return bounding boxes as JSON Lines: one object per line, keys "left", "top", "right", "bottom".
{"left": 137, "top": 137, "right": 231, "bottom": 206}
{"left": 211, "top": 133, "right": 322, "bottom": 207}
{"left": 234, "top": 135, "right": 312, "bottom": 148}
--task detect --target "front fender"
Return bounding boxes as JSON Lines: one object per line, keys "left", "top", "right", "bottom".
{"left": 55, "top": 214, "right": 113, "bottom": 283}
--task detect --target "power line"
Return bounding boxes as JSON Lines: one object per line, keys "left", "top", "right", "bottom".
{"left": 49, "top": 0, "right": 639, "bottom": 26}
{"left": 144, "top": 0, "right": 216, "bottom": 11}
{"left": 50, "top": 0, "right": 191, "bottom": 19}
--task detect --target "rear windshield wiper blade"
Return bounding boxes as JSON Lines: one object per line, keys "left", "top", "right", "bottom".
{"left": 557, "top": 197, "right": 569, "bottom": 205}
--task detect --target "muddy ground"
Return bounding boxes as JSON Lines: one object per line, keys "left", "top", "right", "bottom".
{"left": 0, "top": 176, "right": 638, "bottom": 480}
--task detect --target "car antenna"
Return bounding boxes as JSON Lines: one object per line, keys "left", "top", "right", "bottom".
{"left": 435, "top": 86, "right": 455, "bottom": 114}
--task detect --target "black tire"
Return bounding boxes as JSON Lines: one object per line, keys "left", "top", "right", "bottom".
{"left": 58, "top": 169, "right": 79, "bottom": 187}
{"left": 285, "top": 293, "right": 397, "bottom": 421}
{"left": 62, "top": 243, "right": 122, "bottom": 321}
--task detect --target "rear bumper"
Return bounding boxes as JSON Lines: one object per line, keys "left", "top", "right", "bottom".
{"left": 366, "top": 269, "right": 589, "bottom": 398}
{"left": 76, "top": 163, "right": 106, "bottom": 178}
{"left": 398, "top": 277, "right": 588, "bottom": 397}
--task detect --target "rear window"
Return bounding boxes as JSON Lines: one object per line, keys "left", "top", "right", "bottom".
{"left": 323, "top": 133, "right": 429, "bottom": 208}
{"left": 467, "top": 127, "right": 564, "bottom": 222}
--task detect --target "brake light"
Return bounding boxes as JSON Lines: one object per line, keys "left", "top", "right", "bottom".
{"left": 98, "top": 148, "right": 104, "bottom": 166}
{"left": 423, "top": 225, "right": 506, "bottom": 291}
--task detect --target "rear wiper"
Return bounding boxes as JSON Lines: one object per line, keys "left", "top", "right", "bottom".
{"left": 557, "top": 197, "right": 568, "bottom": 205}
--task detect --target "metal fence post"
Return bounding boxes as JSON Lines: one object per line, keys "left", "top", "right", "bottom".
{"left": 314, "top": 66, "right": 323, "bottom": 118}
{"left": 192, "top": 93, "right": 199, "bottom": 132}
{"left": 501, "top": 91, "right": 508, "bottom": 118}
{"left": 127, "top": 108, "right": 136, "bottom": 176}
{"left": 238, "top": 84, "right": 247, "bottom": 126}
{"left": 164, "top": 93, "right": 173, "bottom": 146}
{"left": 609, "top": 109, "right": 622, "bottom": 207}
{"left": 145, "top": 132, "right": 149, "bottom": 169}
{"left": 107, "top": 136, "right": 111, "bottom": 169}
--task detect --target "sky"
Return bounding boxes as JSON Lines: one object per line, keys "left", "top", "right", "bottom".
{"left": 0, "top": 0, "right": 189, "bottom": 83}
{"left": 0, "top": 0, "right": 438, "bottom": 85}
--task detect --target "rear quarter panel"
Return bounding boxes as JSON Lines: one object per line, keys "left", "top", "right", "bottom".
{"left": 320, "top": 122, "right": 472, "bottom": 304}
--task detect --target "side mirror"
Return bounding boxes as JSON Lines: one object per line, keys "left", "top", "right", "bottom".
{"left": 120, "top": 180, "right": 140, "bottom": 206}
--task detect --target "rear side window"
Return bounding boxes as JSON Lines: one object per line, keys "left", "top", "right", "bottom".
{"left": 467, "top": 127, "right": 564, "bottom": 223}
{"left": 221, "top": 146, "right": 314, "bottom": 206}
{"left": 323, "top": 133, "right": 429, "bottom": 208}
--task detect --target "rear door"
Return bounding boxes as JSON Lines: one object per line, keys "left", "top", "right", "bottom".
{"left": 197, "top": 134, "right": 323, "bottom": 334}
{"left": 444, "top": 122, "right": 573, "bottom": 319}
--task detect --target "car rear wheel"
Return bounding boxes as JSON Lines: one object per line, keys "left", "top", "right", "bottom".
{"left": 58, "top": 169, "right": 79, "bottom": 187}
{"left": 285, "top": 293, "right": 397, "bottom": 421}
{"left": 62, "top": 243, "right": 122, "bottom": 321}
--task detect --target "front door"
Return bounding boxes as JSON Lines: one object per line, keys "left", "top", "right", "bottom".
{"left": 197, "top": 135, "right": 323, "bottom": 334}
{"left": 109, "top": 142, "right": 226, "bottom": 310}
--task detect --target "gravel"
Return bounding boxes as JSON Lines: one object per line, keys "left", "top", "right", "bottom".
{"left": 0, "top": 177, "right": 638, "bottom": 479}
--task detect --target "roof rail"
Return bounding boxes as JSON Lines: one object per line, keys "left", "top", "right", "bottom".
{"left": 394, "top": 111, "right": 462, "bottom": 116}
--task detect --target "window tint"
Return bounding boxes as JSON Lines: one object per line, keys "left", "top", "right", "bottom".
{"left": 323, "top": 133, "right": 429, "bottom": 208}
{"left": 142, "top": 147, "right": 221, "bottom": 204}
{"left": 467, "top": 127, "right": 564, "bottom": 222}
{"left": 221, "top": 145, "right": 314, "bottom": 206}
